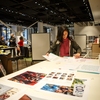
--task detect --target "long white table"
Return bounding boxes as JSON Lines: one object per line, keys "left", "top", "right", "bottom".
{"left": 0, "top": 57, "right": 100, "bottom": 100}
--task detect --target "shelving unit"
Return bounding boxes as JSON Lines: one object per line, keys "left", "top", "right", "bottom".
{"left": 87, "top": 36, "right": 96, "bottom": 44}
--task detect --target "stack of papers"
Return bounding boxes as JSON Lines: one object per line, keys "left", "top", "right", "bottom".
{"left": 43, "top": 53, "right": 65, "bottom": 62}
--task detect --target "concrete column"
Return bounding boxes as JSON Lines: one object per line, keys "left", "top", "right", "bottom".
{"left": 51, "top": 26, "right": 57, "bottom": 42}
{"left": 11, "top": 25, "right": 17, "bottom": 35}
{"left": 38, "top": 22, "right": 43, "bottom": 33}
{"left": 17, "top": 25, "right": 23, "bottom": 36}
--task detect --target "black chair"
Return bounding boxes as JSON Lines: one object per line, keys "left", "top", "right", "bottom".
{"left": 24, "top": 47, "right": 29, "bottom": 58}
{"left": 8, "top": 55, "right": 27, "bottom": 71}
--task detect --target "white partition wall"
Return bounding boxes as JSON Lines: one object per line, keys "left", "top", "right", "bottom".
{"left": 74, "top": 34, "right": 87, "bottom": 53}
{"left": 74, "top": 24, "right": 100, "bottom": 36}
{"left": 31, "top": 33, "right": 50, "bottom": 60}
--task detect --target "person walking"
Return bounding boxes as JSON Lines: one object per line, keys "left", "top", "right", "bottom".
{"left": 18, "top": 36, "right": 24, "bottom": 56}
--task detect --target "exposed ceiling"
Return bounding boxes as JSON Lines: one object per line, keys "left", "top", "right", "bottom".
{"left": 0, "top": 0, "right": 94, "bottom": 26}
{"left": 89, "top": 0, "right": 100, "bottom": 24}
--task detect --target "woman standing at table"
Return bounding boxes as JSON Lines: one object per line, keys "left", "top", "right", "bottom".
{"left": 9, "top": 33, "right": 16, "bottom": 47}
{"left": 46, "top": 26, "right": 81, "bottom": 58}
{"left": 9, "top": 33, "right": 16, "bottom": 56}
{"left": 0, "top": 36, "right": 7, "bottom": 45}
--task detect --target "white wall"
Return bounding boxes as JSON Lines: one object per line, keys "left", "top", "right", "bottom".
{"left": 74, "top": 34, "right": 87, "bottom": 52}
{"left": 74, "top": 23, "right": 100, "bottom": 36}
{"left": 74, "top": 23, "right": 100, "bottom": 53}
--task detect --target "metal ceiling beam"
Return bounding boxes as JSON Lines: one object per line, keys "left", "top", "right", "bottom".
{"left": 0, "top": 20, "right": 16, "bottom": 33}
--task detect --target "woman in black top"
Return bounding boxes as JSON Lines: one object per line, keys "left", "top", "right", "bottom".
{"left": 47, "top": 26, "right": 81, "bottom": 58}
{"left": 9, "top": 33, "right": 16, "bottom": 56}
{"left": 9, "top": 33, "right": 16, "bottom": 47}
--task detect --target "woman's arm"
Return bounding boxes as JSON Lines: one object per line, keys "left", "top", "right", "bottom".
{"left": 46, "top": 40, "right": 60, "bottom": 55}
{"left": 71, "top": 40, "right": 81, "bottom": 58}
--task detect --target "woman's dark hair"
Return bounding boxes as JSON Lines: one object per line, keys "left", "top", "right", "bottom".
{"left": 0, "top": 36, "right": 3, "bottom": 40}
{"left": 57, "top": 26, "right": 70, "bottom": 43}
{"left": 19, "top": 36, "right": 23, "bottom": 40}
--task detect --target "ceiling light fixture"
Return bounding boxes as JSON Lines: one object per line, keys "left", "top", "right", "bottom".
{"left": 45, "top": 7, "right": 48, "bottom": 10}
{"left": 35, "top": 2, "right": 37, "bottom": 4}
{"left": 50, "top": 11, "right": 53, "bottom": 13}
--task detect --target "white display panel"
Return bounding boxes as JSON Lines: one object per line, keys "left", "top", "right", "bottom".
{"left": 32, "top": 33, "right": 50, "bottom": 60}
{"left": 74, "top": 34, "right": 87, "bottom": 52}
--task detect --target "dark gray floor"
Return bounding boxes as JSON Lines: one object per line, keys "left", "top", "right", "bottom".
{"left": 12, "top": 57, "right": 42, "bottom": 72}
{"left": 0, "top": 57, "right": 43, "bottom": 77}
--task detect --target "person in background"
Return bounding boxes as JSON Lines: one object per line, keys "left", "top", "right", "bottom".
{"left": 9, "top": 33, "right": 16, "bottom": 47}
{"left": 46, "top": 26, "right": 81, "bottom": 58}
{"left": 18, "top": 36, "right": 24, "bottom": 56}
{"left": 0, "top": 36, "right": 7, "bottom": 45}
{"left": 9, "top": 33, "right": 16, "bottom": 56}
{"left": 93, "top": 36, "right": 99, "bottom": 44}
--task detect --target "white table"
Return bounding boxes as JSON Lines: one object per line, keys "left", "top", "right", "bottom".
{"left": 0, "top": 57, "right": 100, "bottom": 100}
